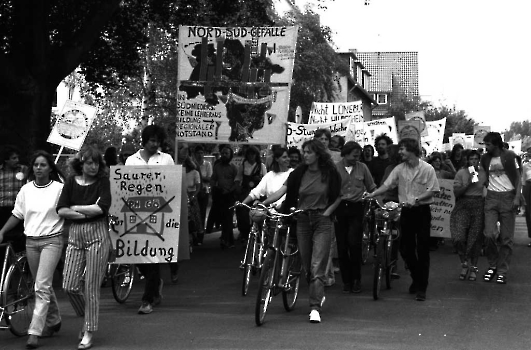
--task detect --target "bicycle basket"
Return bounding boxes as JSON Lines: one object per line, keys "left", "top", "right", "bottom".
{"left": 250, "top": 208, "right": 267, "bottom": 223}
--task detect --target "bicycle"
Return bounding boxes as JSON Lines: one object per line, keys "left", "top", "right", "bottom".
{"left": 361, "top": 197, "right": 379, "bottom": 265}
{"left": 107, "top": 215, "right": 136, "bottom": 304}
{"left": 232, "top": 202, "right": 269, "bottom": 297}
{"left": 0, "top": 242, "right": 34, "bottom": 336}
{"left": 371, "top": 200, "right": 403, "bottom": 300}
{"left": 255, "top": 207, "right": 303, "bottom": 326}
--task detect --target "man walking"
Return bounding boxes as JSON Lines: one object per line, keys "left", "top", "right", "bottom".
{"left": 366, "top": 138, "right": 439, "bottom": 301}
{"left": 480, "top": 132, "right": 521, "bottom": 284}
{"left": 125, "top": 125, "right": 175, "bottom": 314}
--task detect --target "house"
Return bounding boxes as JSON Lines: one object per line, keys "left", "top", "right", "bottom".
{"left": 120, "top": 196, "right": 173, "bottom": 240}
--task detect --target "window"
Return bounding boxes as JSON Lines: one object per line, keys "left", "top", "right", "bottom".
{"left": 376, "top": 94, "right": 387, "bottom": 105}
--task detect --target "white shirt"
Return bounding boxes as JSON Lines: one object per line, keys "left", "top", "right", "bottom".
{"left": 248, "top": 169, "right": 294, "bottom": 207}
{"left": 125, "top": 150, "right": 175, "bottom": 166}
{"left": 12, "top": 181, "right": 65, "bottom": 237}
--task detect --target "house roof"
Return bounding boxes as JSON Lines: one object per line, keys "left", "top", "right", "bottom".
{"left": 347, "top": 76, "right": 378, "bottom": 107}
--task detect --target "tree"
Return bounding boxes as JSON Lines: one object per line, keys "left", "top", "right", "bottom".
{"left": 0, "top": 0, "right": 274, "bottom": 159}
{"left": 424, "top": 103, "right": 475, "bottom": 143}
{"left": 504, "top": 120, "right": 531, "bottom": 141}
{"left": 276, "top": 7, "right": 349, "bottom": 122}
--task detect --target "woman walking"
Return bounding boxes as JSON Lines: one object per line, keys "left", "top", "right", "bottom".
{"left": 0, "top": 151, "right": 65, "bottom": 349}
{"left": 264, "top": 139, "right": 341, "bottom": 323}
{"left": 450, "top": 150, "right": 486, "bottom": 281}
{"left": 57, "top": 147, "right": 111, "bottom": 349}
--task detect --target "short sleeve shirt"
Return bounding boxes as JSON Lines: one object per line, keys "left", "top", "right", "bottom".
{"left": 383, "top": 160, "right": 440, "bottom": 205}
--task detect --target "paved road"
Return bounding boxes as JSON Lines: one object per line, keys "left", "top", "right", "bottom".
{"left": 2, "top": 217, "right": 531, "bottom": 350}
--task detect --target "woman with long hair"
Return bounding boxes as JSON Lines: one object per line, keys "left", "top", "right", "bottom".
{"left": 0, "top": 151, "right": 65, "bottom": 349}
{"left": 264, "top": 139, "right": 341, "bottom": 323}
{"left": 57, "top": 146, "right": 111, "bottom": 349}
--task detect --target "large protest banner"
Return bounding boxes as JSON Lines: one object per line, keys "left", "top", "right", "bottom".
{"left": 430, "top": 179, "right": 454, "bottom": 238}
{"left": 109, "top": 165, "right": 183, "bottom": 264}
{"left": 287, "top": 118, "right": 352, "bottom": 148}
{"left": 308, "top": 101, "right": 363, "bottom": 124}
{"left": 176, "top": 25, "right": 297, "bottom": 144}
{"left": 47, "top": 100, "right": 97, "bottom": 151}
{"left": 362, "top": 116, "right": 398, "bottom": 146}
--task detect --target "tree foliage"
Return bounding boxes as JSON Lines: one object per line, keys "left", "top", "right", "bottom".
{"left": 504, "top": 120, "right": 531, "bottom": 141}
{"left": 276, "top": 7, "right": 349, "bottom": 122}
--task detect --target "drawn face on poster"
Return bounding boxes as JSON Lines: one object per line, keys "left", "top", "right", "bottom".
{"left": 398, "top": 120, "right": 421, "bottom": 141}
{"left": 474, "top": 128, "right": 489, "bottom": 147}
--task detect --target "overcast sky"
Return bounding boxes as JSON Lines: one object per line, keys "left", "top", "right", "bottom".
{"left": 283, "top": 0, "right": 531, "bottom": 132}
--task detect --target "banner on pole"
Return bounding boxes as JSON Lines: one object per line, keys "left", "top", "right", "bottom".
{"left": 176, "top": 25, "right": 297, "bottom": 144}
{"left": 47, "top": 100, "right": 97, "bottom": 151}
{"left": 287, "top": 118, "right": 352, "bottom": 149}
{"left": 109, "top": 165, "right": 182, "bottom": 264}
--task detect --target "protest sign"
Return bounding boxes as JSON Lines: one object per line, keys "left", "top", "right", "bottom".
{"left": 287, "top": 118, "right": 352, "bottom": 149}
{"left": 362, "top": 116, "right": 398, "bottom": 146}
{"left": 405, "top": 111, "right": 428, "bottom": 137}
{"left": 451, "top": 133, "right": 466, "bottom": 149}
{"left": 397, "top": 120, "right": 421, "bottom": 141}
{"left": 176, "top": 25, "right": 297, "bottom": 144}
{"left": 430, "top": 179, "right": 454, "bottom": 238}
{"left": 422, "top": 118, "right": 446, "bottom": 155}
{"left": 473, "top": 125, "right": 490, "bottom": 148}
{"left": 47, "top": 100, "right": 97, "bottom": 151}
{"left": 308, "top": 101, "right": 363, "bottom": 124}
{"left": 109, "top": 165, "right": 182, "bottom": 264}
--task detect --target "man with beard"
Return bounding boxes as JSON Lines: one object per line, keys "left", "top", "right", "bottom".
{"left": 367, "top": 135, "right": 393, "bottom": 186}
{"left": 480, "top": 132, "right": 522, "bottom": 285}
{"left": 126, "top": 125, "right": 175, "bottom": 314}
{"left": 211, "top": 146, "right": 238, "bottom": 248}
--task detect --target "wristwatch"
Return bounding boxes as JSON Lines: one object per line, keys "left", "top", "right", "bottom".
{"left": 415, "top": 197, "right": 419, "bottom": 203}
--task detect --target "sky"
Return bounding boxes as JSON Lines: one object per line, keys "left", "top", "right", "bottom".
{"left": 279, "top": 0, "right": 531, "bottom": 132}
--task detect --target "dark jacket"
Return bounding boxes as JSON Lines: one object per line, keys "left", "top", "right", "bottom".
{"left": 480, "top": 148, "right": 520, "bottom": 190}
{"left": 282, "top": 164, "right": 341, "bottom": 214}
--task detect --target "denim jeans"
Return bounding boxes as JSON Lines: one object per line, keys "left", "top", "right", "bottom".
{"left": 296, "top": 211, "right": 333, "bottom": 312}
{"left": 484, "top": 190, "right": 516, "bottom": 275}
{"left": 26, "top": 235, "right": 63, "bottom": 336}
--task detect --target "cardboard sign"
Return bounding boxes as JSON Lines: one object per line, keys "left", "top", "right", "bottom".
{"left": 47, "top": 100, "right": 97, "bottom": 150}
{"left": 422, "top": 118, "right": 446, "bottom": 155}
{"left": 362, "top": 116, "right": 398, "bottom": 146}
{"left": 109, "top": 165, "right": 182, "bottom": 264}
{"left": 405, "top": 111, "right": 428, "bottom": 137}
{"left": 430, "top": 179, "right": 454, "bottom": 238}
{"left": 308, "top": 101, "right": 363, "bottom": 124}
{"left": 451, "top": 133, "right": 466, "bottom": 149}
{"left": 473, "top": 125, "right": 490, "bottom": 148}
{"left": 176, "top": 25, "right": 298, "bottom": 144}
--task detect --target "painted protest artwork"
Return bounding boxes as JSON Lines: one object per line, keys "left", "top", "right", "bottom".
{"left": 397, "top": 120, "right": 421, "bottom": 141}
{"left": 430, "top": 179, "right": 454, "bottom": 238}
{"left": 362, "top": 116, "right": 398, "bottom": 146}
{"left": 451, "top": 133, "right": 466, "bottom": 149}
{"left": 109, "top": 165, "right": 182, "bottom": 264}
{"left": 422, "top": 118, "right": 446, "bottom": 155}
{"left": 473, "top": 125, "right": 490, "bottom": 148}
{"left": 308, "top": 101, "right": 363, "bottom": 124}
{"left": 287, "top": 118, "right": 352, "bottom": 149}
{"left": 405, "top": 111, "right": 428, "bottom": 137}
{"left": 47, "top": 100, "right": 97, "bottom": 151}
{"left": 177, "top": 25, "right": 298, "bottom": 144}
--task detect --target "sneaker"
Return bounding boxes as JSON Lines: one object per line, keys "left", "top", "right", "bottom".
{"left": 351, "top": 279, "right": 361, "bottom": 293}
{"left": 138, "top": 302, "right": 153, "bottom": 314}
{"left": 309, "top": 310, "right": 321, "bottom": 323}
{"left": 415, "top": 291, "right": 426, "bottom": 301}
{"left": 26, "top": 334, "right": 39, "bottom": 349}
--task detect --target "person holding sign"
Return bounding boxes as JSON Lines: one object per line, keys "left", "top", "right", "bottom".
{"left": 480, "top": 132, "right": 522, "bottom": 285}
{"left": 365, "top": 138, "right": 440, "bottom": 301}
{"left": 334, "top": 141, "right": 376, "bottom": 293}
{"left": 0, "top": 151, "right": 65, "bottom": 349}
{"left": 57, "top": 146, "right": 111, "bottom": 349}
{"left": 450, "top": 150, "right": 486, "bottom": 281}
{"left": 125, "top": 125, "right": 175, "bottom": 314}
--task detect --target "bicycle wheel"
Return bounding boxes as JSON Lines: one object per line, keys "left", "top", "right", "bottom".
{"left": 3, "top": 256, "right": 34, "bottom": 336}
{"left": 111, "top": 264, "right": 135, "bottom": 304}
{"left": 361, "top": 219, "right": 371, "bottom": 265}
{"left": 241, "top": 232, "right": 256, "bottom": 296}
{"left": 255, "top": 249, "right": 276, "bottom": 326}
{"left": 372, "top": 240, "right": 385, "bottom": 301}
{"left": 282, "top": 249, "right": 301, "bottom": 312}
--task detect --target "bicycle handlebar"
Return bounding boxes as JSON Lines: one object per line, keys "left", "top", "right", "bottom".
{"left": 231, "top": 201, "right": 304, "bottom": 219}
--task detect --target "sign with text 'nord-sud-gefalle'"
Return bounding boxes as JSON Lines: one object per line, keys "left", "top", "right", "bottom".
{"left": 176, "top": 25, "right": 298, "bottom": 144}
{"left": 109, "top": 165, "right": 182, "bottom": 264}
